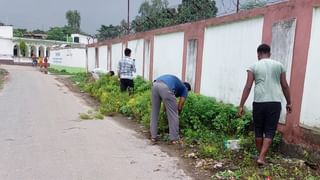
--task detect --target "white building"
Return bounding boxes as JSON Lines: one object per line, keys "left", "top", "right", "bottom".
{"left": 71, "top": 34, "right": 96, "bottom": 44}
{"left": 0, "top": 26, "right": 14, "bottom": 63}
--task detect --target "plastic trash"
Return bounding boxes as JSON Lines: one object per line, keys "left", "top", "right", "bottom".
{"left": 224, "top": 139, "right": 240, "bottom": 150}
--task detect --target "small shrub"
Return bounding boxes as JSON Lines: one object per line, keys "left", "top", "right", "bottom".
{"left": 79, "top": 113, "right": 93, "bottom": 120}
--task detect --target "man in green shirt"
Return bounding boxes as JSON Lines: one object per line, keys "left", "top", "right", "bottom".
{"left": 238, "top": 44, "right": 292, "bottom": 165}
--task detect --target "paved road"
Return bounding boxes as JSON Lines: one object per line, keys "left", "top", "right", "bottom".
{"left": 0, "top": 65, "right": 192, "bottom": 180}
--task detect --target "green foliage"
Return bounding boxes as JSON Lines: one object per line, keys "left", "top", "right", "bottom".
{"left": 176, "top": 0, "right": 217, "bottom": 24}
{"left": 13, "top": 28, "right": 27, "bottom": 37}
{"left": 131, "top": 0, "right": 176, "bottom": 32}
{"left": 79, "top": 113, "right": 93, "bottom": 120}
{"left": 240, "top": 0, "right": 267, "bottom": 10}
{"left": 180, "top": 94, "right": 252, "bottom": 138}
{"left": 47, "top": 14, "right": 82, "bottom": 41}
{"left": 79, "top": 110, "right": 104, "bottom": 120}
{"left": 66, "top": 10, "right": 81, "bottom": 33}
{"left": 19, "top": 40, "right": 27, "bottom": 57}
{"left": 0, "top": 69, "right": 8, "bottom": 88}
{"left": 71, "top": 73, "right": 252, "bottom": 145}
{"left": 131, "top": 0, "right": 217, "bottom": 33}
{"left": 47, "top": 27, "right": 66, "bottom": 41}
{"left": 215, "top": 169, "right": 243, "bottom": 180}
{"left": 48, "top": 68, "right": 74, "bottom": 75}
{"left": 96, "top": 24, "right": 123, "bottom": 40}
{"left": 71, "top": 73, "right": 320, "bottom": 179}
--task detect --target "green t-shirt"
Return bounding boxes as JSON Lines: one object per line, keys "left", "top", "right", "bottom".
{"left": 248, "top": 58, "right": 286, "bottom": 102}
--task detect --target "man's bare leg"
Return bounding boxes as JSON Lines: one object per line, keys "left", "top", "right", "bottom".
{"left": 257, "top": 138, "right": 273, "bottom": 164}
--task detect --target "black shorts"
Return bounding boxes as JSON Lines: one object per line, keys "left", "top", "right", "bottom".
{"left": 253, "top": 102, "right": 281, "bottom": 139}
{"left": 120, "top": 79, "right": 134, "bottom": 92}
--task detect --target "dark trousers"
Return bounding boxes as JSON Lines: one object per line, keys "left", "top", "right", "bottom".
{"left": 253, "top": 102, "right": 281, "bottom": 139}
{"left": 120, "top": 79, "right": 134, "bottom": 94}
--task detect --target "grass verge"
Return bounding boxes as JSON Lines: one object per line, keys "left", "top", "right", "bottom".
{"left": 70, "top": 72, "right": 320, "bottom": 179}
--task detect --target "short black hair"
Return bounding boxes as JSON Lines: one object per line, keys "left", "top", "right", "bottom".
{"left": 124, "top": 48, "right": 131, "bottom": 56}
{"left": 257, "top": 44, "right": 271, "bottom": 54}
{"left": 183, "top": 82, "right": 191, "bottom": 91}
{"left": 108, "top": 71, "right": 115, "bottom": 76}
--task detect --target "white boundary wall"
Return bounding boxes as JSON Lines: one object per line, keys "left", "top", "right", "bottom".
{"left": 98, "top": 45, "right": 108, "bottom": 71}
{"left": 300, "top": 8, "right": 320, "bottom": 129}
{"left": 0, "top": 38, "right": 13, "bottom": 60}
{"left": 49, "top": 48, "right": 86, "bottom": 68}
{"left": 87, "top": 47, "right": 96, "bottom": 71}
{"left": 153, "top": 32, "right": 184, "bottom": 79}
{"left": 128, "top": 39, "right": 144, "bottom": 77}
{"left": 111, "top": 43, "right": 123, "bottom": 72}
{"left": 201, "top": 17, "right": 264, "bottom": 106}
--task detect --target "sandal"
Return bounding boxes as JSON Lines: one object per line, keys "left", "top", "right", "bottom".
{"left": 170, "top": 139, "right": 180, "bottom": 145}
{"left": 256, "top": 159, "right": 267, "bottom": 166}
{"left": 150, "top": 138, "right": 157, "bottom": 145}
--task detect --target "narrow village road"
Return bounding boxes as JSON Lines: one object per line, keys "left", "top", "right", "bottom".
{"left": 0, "top": 65, "right": 192, "bottom": 180}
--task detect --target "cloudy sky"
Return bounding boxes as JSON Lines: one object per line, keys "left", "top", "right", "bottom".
{"left": 0, "top": 0, "right": 248, "bottom": 34}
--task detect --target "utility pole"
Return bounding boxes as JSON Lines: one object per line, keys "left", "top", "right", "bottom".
{"left": 127, "top": 0, "right": 130, "bottom": 35}
{"left": 236, "top": 0, "right": 240, "bottom": 13}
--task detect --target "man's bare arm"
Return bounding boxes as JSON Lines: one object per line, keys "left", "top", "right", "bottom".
{"left": 178, "top": 97, "right": 186, "bottom": 113}
{"left": 238, "top": 71, "right": 254, "bottom": 116}
{"left": 280, "top": 72, "right": 292, "bottom": 113}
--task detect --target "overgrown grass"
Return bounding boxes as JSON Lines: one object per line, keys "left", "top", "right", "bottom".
{"left": 48, "top": 67, "right": 75, "bottom": 75}
{"left": 70, "top": 72, "right": 320, "bottom": 179}
{"left": 49, "top": 65, "right": 85, "bottom": 73}
{"left": 0, "top": 68, "right": 8, "bottom": 88}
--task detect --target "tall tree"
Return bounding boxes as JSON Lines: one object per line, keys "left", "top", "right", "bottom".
{"left": 47, "top": 27, "right": 66, "bottom": 41}
{"left": 131, "top": 0, "right": 176, "bottom": 32}
{"left": 96, "top": 25, "right": 121, "bottom": 40}
{"left": 19, "top": 41, "right": 27, "bottom": 57}
{"left": 176, "top": 0, "right": 217, "bottom": 23}
{"left": 65, "top": 10, "right": 81, "bottom": 33}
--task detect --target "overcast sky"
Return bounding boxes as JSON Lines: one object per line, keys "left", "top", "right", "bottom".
{"left": 0, "top": 0, "right": 249, "bottom": 34}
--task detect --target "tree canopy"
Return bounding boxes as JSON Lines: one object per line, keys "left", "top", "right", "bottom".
{"left": 19, "top": 41, "right": 27, "bottom": 57}
{"left": 125, "top": 0, "right": 217, "bottom": 33}
{"left": 47, "top": 27, "right": 66, "bottom": 41}
{"left": 176, "top": 0, "right": 217, "bottom": 24}
{"left": 65, "top": 10, "right": 81, "bottom": 33}
{"left": 13, "top": 28, "right": 27, "bottom": 37}
{"left": 240, "top": 0, "right": 267, "bottom": 10}
{"left": 96, "top": 25, "right": 121, "bottom": 40}
{"left": 131, "top": 0, "right": 176, "bottom": 32}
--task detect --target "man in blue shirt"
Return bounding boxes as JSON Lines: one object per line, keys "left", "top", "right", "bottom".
{"left": 151, "top": 74, "right": 191, "bottom": 144}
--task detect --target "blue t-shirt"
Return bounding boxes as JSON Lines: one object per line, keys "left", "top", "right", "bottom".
{"left": 156, "top": 75, "right": 188, "bottom": 98}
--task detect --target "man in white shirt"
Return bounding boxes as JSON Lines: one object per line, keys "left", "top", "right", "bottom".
{"left": 117, "top": 48, "right": 136, "bottom": 95}
{"left": 238, "top": 44, "right": 292, "bottom": 165}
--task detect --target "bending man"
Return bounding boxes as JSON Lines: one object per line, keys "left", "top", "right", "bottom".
{"left": 151, "top": 74, "right": 191, "bottom": 144}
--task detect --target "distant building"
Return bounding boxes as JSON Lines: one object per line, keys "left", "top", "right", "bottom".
{"left": 71, "top": 33, "right": 96, "bottom": 44}
{"left": 23, "top": 33, "right": 48, "bottom": 40}
{"left": 0, "top": 26, "right": 86, "bottom": 64}
{"left": 0, "top": 25, "right": 14, "bottom": 63}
